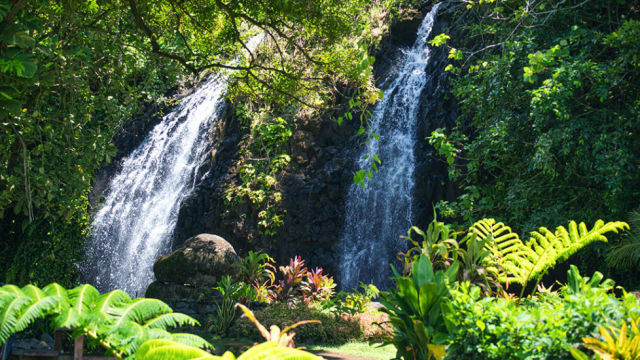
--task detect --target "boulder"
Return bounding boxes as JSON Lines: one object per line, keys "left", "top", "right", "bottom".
{"left": 153, "top": 234, "right": 240, "bottom": 287}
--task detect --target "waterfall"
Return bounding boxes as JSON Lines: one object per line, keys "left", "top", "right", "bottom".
{"left": 338, "top": 4, "right": 441, "bottom": 290}
{"left": 85, "top": 36, "right": 262, "bottom": 296}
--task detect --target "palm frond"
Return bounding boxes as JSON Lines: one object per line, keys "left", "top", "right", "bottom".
{"left": 143, "top": 313, "right": 199, "bottom": 329}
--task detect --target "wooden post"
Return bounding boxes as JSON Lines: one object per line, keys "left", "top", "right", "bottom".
{"left": 54, "top": 330, "right": 63, "bottom": 351}
{"left": 74, "top": 335, "right": 83, "bottom": 360}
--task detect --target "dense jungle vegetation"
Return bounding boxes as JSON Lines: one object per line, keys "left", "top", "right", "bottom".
{"left": 0, "top": 0, "right": 391, "bottom": 286}
{"left": 429, "top": 0, "right": 640, "bottom": 284}
{"left": 2, "top": 1, "right": 640, "bottom": 358}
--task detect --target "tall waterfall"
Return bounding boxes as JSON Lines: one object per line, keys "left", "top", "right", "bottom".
{"left": 86, "top": 36, "right": 262, "bottom": 296}
{"left": 338, "top": 4, "right": 441, "bottom": 290}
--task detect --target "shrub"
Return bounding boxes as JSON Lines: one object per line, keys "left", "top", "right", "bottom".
{"left": 228, "top": 303, "right": 362, "bottom": 344}
{"left": 441, "top": 267, "right": 640, "bottom": 360}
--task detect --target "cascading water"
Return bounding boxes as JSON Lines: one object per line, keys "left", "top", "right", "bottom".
{"left": 338, "top": 4, "right": 441, "bottom": 290}
{"left": 85, "top": 36, "right": 263, "bottom": 296}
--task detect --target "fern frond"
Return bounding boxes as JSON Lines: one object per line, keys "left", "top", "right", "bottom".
{"left": 171, "top": 333, "right": 213, "bottom": 349}
{"left": 110, "top": 298, "right": 172, "bottom": 326}
{"left": 14, "top": 296, "right": 61, "bottom": 332}
{"left": 143, "top": 313, "right": 199, "bottom": 329}
{"left": 469, "top": 219, "right": 523, "bottom": 258}
{"left": 43, "top": 283, "right": 69, "bottom": 301}
{"left": 85, "top": 290, "right": 132, "bottom": 330}
{"left": 607, "top": 212, "right": 640, "bottom": 268}
{"left": 497, "top": 220, "right": 628, "bottom": 295}
{"left": 134, "top": 339, "right": 221, "bottom": 360}
{"left": 0, "top": 293, "right": 31, "bottom": 344}
{"left": 103, "top": 321, "right": 148, "bottom": 356}
{"left": 21, "top": 285, "right": 46, "bottom": 301}
{"left": 0, "top": 285, "right": 23, "bottom": 297}
{"left": 68, "top": 284, "right": 100, "bottom": 317}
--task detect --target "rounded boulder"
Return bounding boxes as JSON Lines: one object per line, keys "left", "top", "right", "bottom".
{"left": 153, "top": 234, "right": 240, "bottom": 286}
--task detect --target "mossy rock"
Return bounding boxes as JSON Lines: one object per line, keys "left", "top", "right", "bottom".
{"left": 153, "top": 234, "right": 240, "bottom": 286}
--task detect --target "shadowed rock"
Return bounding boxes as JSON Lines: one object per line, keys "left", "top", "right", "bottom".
{"left": 153, "top": 234, "right": 241, "bottom": 287}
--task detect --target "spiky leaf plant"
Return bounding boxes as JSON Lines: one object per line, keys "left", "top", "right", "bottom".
{"left": 570, "top": 316, "right": 640, "bottom": 360}
{"left": 607, "top": 211, "right": 640, "bottom": 269}
{"left": 470, "top": 219, "right": 628, "bottom": 296}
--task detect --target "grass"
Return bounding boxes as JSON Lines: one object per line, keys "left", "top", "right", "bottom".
{"left": 300, "top": 341, "right": 396, "bottom": 360}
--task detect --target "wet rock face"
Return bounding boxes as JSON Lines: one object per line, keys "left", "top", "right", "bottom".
{"left": 171, "top": 4, "right": 459, "bottom": 276}
{"left": 94, "top": 5, "right": 460, "bottom": 282}
{"left": 153, "top": 234, "right": 241, "bottom": 287}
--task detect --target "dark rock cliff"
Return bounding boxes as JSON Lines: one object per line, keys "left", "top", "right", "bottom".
{"left": 90, "top": 2, "right": 461, "bottom": 280}
{"left": 171, "top": 3, "right": 461, "bottom": 276}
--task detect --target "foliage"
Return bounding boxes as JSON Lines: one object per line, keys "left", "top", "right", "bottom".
{"left": 270, "top": 256, "right": 309, "bottom": 303}
{"left": 441, "top": 267, "right": 640, "bottom": 360}
{"left": 607, "top": 211, "right": 640, "bottom": 269}
{"left": 207, "top": 295, "right": 236, "bottom": 337}
{"left": 228, "top": 303, "right": 362, "bottom": 344}
{"left": 570, "top": 316, "right": 640, "bottom": 360}
{"left": 428, "top": 0, "right": 640, "bottom": 234}
{"left": 398, "top": 219, "right": 506, "bottom": 296}
{"left": 379, "top": 255, "right": 458, "bottom": 360}
{"left": 222, "top": 112, "right": 292, "bottom": 236}
{"left": 234, "top": 251, "right": 276, "bottom": 285}
{"left": 470, "top": 218, "right": 628, "bottom": 296}
{"left": 301, "top": 268, "right": 336, "bottom": 303}
{"left": 0, "top": 283, "right": 206, "bottom": 359}
{"left": 135, "top": 339, "right": 322, "bottom": 360}
{"left": 398, "top": 221, "right": 461, "bottom": 275}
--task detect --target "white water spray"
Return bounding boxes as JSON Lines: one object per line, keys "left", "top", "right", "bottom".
{"left": 86, "top": 36, "right": 263, "bottom": 296}
{"left": 338, "top": 4, "right": 441, "bottom": 290}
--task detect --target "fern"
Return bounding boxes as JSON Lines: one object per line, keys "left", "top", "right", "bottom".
{"left": 143, "top": 313, "right": 200, "bottom": 329}
{"left": 110, "top": 298, "right": 173, "bottom": 326}
{"left": 469, "top": 218, "right": 628, "bottom": 296}
{"left": 607, "top": 211, "right": 640, "bottom": 268}
{"left": 0, "top": 291, "right": 31, "bottom": 343}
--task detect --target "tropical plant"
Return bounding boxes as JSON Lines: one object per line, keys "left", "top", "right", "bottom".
{"left": 455, "top": 234, "right": 506, "bottom": 296}
{"left": 570, "top": 317, "right": 640, "bottom": 360}
{"left": 0, "top": 283, "right": 205, "bottom": 358}
{"left": 207, "top": 296, "right": 236, "bottom": 337}
{"left": 136, "top": 303, "right": 324, "bottom": 360}
{"left": 397, "top": 221, "right": 460, "bottom": 275}
{"left": 135, "top": 339, "right": 323, "bottom": 360}
{"left": 442, "top": 267, "right": 637, "bottom": 360}
{"left": 234, "top": 251, "right": 276, "bottom": 285}
{"left": 607, "top": 211, "right": 640, "bottom": 269}
{"left": 379, "top": 255, "right": 458, "bottom": 360}
{"left": 270, "top": 256, "right": 309, "bottom": 303}
{"left": 301, "top": 268, "right": 336, "bottom": 303}
{"left": 470, "top": 218, "right": 628, "bottom": 296}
